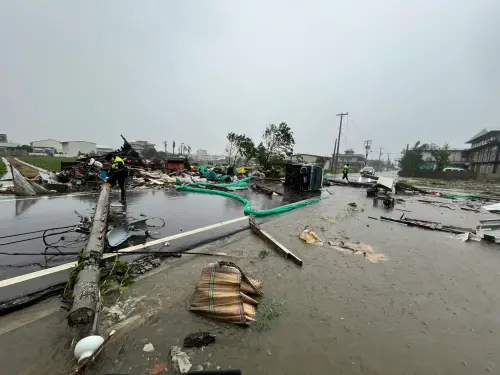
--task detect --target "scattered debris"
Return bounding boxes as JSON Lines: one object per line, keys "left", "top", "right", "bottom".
{"left": 380, "top": 216, "right": 473, "bottom": 234}
{"left": 171, "top": 346, "right": 192, "bottom": 374}
{"left": 482, "top": 202, "right": 500, "bottom": 213}
{"left": 299, "top": 228, "right": 323, "bottom": 245}
{"left": 143, "top": 343, "right": 155, "bottom": 352}
{"left": 327, "top": 240, "right": 386, "bottom": 263}
{"left": 150, "top": 362, "right": 168, "bottom": 375}
{"left": 183, "top": 332, "right": 216, "bottom": 348}
{"left": 477, "top": 219, "right": 500, "bottom": 243}
{"left": 189, "top": 261, "right": 262, "bottom": 325}
{"left": 348, "top": 202, "right": 357, "bottom": 208}
{"left": 250, "top": 218, "right": 303, "bottom": 266}
{"left": 458, "top": 232, "right": 481, "bottom": 242}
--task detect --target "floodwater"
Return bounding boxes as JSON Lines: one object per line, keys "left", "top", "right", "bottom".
{"left": 0, "top": 187, "right": 315, "bottom": 304}
{"left": 2, "top": 181, "right": 500, "bottom": 374}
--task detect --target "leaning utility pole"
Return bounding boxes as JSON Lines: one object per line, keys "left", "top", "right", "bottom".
{"left": 333, "top": 112, "right": 348, "bottom": 174}
{"left": 330, "top": 138, "right": 337, "bottom": 172}
{"left": 364, "top": 140, "right": 372, "bottom": 166}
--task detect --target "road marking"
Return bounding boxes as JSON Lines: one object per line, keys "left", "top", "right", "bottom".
{"left": 0, "top": 216, "right": 248, "bottom": 288}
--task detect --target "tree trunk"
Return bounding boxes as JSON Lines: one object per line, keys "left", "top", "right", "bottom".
{"left": 67, "top": 183, "right": 110, "bottom": 326}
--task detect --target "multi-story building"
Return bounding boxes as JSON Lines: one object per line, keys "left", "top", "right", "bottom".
{"left": 129, "top": 140, "right": 155, "bottom": 155}
{"left": 463, "top": 129, "right": 500, "bottom": 174}
{"left": 421, "top": 149, "right": 468, "bottom": 169}
{"left": 196, "top": 149, "right": 208, "bottom": 159}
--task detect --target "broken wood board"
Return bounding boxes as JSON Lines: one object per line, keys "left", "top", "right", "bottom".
{"left": 250, "top": 218, "right": 303, "bottom": 266}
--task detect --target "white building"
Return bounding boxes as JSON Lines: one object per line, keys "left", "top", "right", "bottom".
{"left": 61, "top": 141, "right": 97, "bottom": 157}
{"left": 129, "top": 140, "right": 155, "bottom": 155}
{"left": 96, "top": 145, "right": 114, "bottom": 156}
{"left": 30, "top": 139, "right": 63, "bottom": 153}
{"left": 196, "top": 149, "right": 208, "bottom": 159}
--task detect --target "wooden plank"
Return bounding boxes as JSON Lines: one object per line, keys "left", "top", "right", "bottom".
{"left": 249, "top": 218, "right": 303, "bottom": 266}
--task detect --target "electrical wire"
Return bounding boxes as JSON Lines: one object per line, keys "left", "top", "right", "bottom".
{"left": 0, "top": 225, "right": 78, "bottom": 240}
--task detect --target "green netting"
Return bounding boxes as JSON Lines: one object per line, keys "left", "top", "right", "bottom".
{"left": 441, "top": 193, "right": 481, "bottom": 200}
{"left": 176, "top": 185, "right": 323, "bottom": 217}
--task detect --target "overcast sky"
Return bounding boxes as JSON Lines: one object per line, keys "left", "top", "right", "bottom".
{"left": 1, "top": 1, "right": 499, "bottom": 160}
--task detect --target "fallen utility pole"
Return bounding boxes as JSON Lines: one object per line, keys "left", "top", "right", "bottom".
{"left": 68, "top": 183, "right": 111, "bottom": 326}
{"left": 249, "top": 217, "right": 303, "bottom": 266}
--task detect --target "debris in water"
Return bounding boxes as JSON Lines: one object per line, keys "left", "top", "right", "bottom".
{"left": 458, "top": 232, "right": 481, "bottom": 242}
{"left": 143, "top": 343, "right": 155, "bottom": 352}
{"left": 171, "top": 346, "right": 192, "bottom": 373}
{"left": 299, "top": 228, "right": 323, "bottom": 244}
{"left": 327, "top": 240, "right": 386, "bottom": 263}
{"left": 183, "top": 332, "right": 216, "bottom": 348}
{"left": 189, "top": 261, "right": 262, "bottom": 325}
{"left": 150, "top": 362, "right": 168, "bottom": 375}
{"left": 320, "top": 216, "right": 336, "bottom": 224}
{"left": 348, "top": 202, "right": 357, "bottom": 208}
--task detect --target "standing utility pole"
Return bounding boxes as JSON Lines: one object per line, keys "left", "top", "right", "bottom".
{"left": 333, "top": 112, "right": 348, "bottom": 174}
{"left": 163, "top": 141, "right": 167, "bottom": 154}
{"left": 331, "top": 138, "right": 337, "bottom": 172}
{"left": 386, "top": 153, "right": 392, "bottom": 168}
{"left": 378, "top": 148, "right": 384, "bottom": 162}
{"left": 364, "top": 140, "right": 372, "bottom": 166}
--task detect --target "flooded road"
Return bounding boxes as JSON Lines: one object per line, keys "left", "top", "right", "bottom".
{"left": 0, "top": 187, "right": 312, "bottom": 304}
{"left": 2, "top": 180, "right": 500, "bottom": 374}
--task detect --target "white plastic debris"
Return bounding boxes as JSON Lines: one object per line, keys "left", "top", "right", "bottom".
{"left": 143, "top": 343, "right": 155, "bottom": 352}
{"left": 171, "top": 346, "right": 192, "bottom": 373}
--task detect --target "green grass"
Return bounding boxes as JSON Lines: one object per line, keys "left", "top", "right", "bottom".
{"left": 17, "top": 156, "right": 77, "bottom": 172}
{"left": 0, "top": 158, "right": 6, "bottom": 177}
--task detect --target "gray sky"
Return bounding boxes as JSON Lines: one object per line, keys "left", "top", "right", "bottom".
{"left": 1, "top": 0, "right": 499, "bottom": 160}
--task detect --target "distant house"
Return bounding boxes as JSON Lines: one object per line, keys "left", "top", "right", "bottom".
{"left": 463, "top": 129, "right": 500, "bottom": 174}
{"left": 291, "top": 153, "right": 366, "bottom": 170}
{"left": 0, "top": 141, "right": 24, "bottom": 157}
{"left": 30, "top": 139, "right": 97, "bottom": 157}
{"left": 421, "top": 149, "right": 468, "bottom": 170}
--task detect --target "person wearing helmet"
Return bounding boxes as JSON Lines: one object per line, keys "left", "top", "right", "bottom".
{"left": 105, "top": 153, "right": 127, "bottom": 204}
{"left": 342, "top": 163, "right": 350, "bottom": 182}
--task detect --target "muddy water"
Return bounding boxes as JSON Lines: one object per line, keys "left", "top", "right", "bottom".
{"left": 0, "top": 187, "right": 311, "bottom": 303}
{"left": 3, "top": 182, "right": 500, "bottom": 374}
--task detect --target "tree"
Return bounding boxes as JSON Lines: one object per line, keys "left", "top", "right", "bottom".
{"left": 344, "top": 148, "right": 355, "bottom": 155}
{"left": 21, "top": 144, "right": 33, "bottom": 153}
{"left": 399, "top": 141, "right": 428, "bottom": 173}
{"left": 429, "top": 143, "right": 451, "bottom": 171}
{"left": 260, "top": 122, "right": 295, "bottom": 170}
{"left": 315, "top": 156, "right": 328, "bottom": 166}
{"left": 225, "top": 133, "right": 257, "bottom": 166}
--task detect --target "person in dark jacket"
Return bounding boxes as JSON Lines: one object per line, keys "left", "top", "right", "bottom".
{"left": 342, "top": 163, "right": 350, "bottom": 181}
{"left": 105, "top": 153, "right": 127, "bottom": 204}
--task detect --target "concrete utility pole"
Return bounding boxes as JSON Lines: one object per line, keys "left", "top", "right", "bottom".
{"left": 364, "top": 140, "right": 372, "bottom": 166}
{"left": 378, "top": 148, "right": 384, "bottom": 162}
{"left": 330, "top": 138, "right": 337, "bottom": 172}
{"left": 333, "top": 112, "right": 348, "bottom": 174}
{"left": 163, "top": 141, "right": 167, "bottom": 154}
{"left": 68, "top": 183, "right": 110, "bottom": 326}
{"left": 386, "top": 152, "right": 392, "bottom": 168}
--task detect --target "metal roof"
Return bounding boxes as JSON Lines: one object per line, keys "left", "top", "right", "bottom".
{"left": 0, "top": 142, "right": 20, "bottom": 148}
{"left": 465, "top": 129, "right": 500, "bottom": 143}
